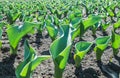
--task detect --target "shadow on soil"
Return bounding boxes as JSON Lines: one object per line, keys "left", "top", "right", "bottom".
{"left": 0, "top": 54, "right": 16, "bottom": 78}
{"left": 35, "top": 33, "right": 43, "bottom": 49}
{"left": 97, "top": 60, "right": 120, "bottom": 78}
{"left": 41, "top": 50, "right": 50, "bottom": 55}
{"left": 74, "top": 60, "right": 120, "bottom": 78}
{"left": 75, "top": 66, "right": 99, "bottom": 78}
{"left": 114, "top": 55, "right": 120, "bottom": 65}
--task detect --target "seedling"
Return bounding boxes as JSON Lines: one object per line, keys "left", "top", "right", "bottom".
{"left": 74, "top": 41, "right": 93, "bottom": 67}
{"left": 15, "top": 40, "right": 50, "bottom": 78}
{"left": 7, "top": 22, "right": 39, "bottom": 54}
{"left": 50, "top": 25, "right": 72, "bottom": 78}
{"left": 94, "top": 36, "right": 111, "bottom": 60}
{"left": 111, "top": 31, "right": 120, "bottom": 55}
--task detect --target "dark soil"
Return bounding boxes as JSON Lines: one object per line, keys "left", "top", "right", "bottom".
{"left": 0, "top": 25, "right": 120, "bottom": 78}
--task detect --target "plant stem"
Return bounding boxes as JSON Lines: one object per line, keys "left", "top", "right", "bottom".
{"left": 54, "top": 66, "right": 63, "bottom": 78}
{"left": 10, "top": 46, "right": 18, "bottom": 55}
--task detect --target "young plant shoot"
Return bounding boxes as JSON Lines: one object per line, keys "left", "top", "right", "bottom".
{"left": 15, "top": 40, "right": 50, "bottom": 78}
{"left": 7, "top": 22, "right": 39, "bottom": 55}
{"left": 50, "top": 25, "right": 72, "bottom": 78}
{"left": 80, "top": 14, "right": 102, "bottom": 39}
{"left": 74, "top": 41, "right": 93, "bottom": 67}
{"left": 45, "top": 19, "right": 58, "bottom": 41}
{"left": 94, "top": 36, "right": 111, "bottom": 60}
{"left": 111, "top": 31, "right": 120, "bottom": 55}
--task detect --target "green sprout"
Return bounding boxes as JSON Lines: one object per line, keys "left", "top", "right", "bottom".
{"left": 94, "top": 36, "right": 111, "bottom": 60}
{"left": 15, "top": 40, "right": 50, "bottom": 78}
{"left": 74, "top": 41, "right": 93, "bottom": 67}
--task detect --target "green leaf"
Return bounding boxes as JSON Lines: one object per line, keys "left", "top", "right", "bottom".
{"left": 20, "top": 62, "right": 31, "bottom": 77}
{"left": 106, "top": 7, "right": 114, "bottom": 17}
{"left": 0, "top": 15, "right": 3, "bottom": 20}
{"left": 102, "top": 23, "right": 110, "bottom": 31}
{"left": 71, "top": 26, "right": 80, "bottom": 41}
{"left": 16, "top": 61, "right": 27, "bottom": 78}
{"left": 116, "top": 11, "right": 120, "bottom": 18}
{"left": 74, "top": 41, "right": 92, "bottom": 67}
{"left": 15, "top": 40, "right": 50, "bottom": 78}
{"left": 6, "top": 11, "right": 21, "bottom": 24}
{"left": 50, "top": 25, "right": 72, "bottom": 78}
{"left": 0, "top": 41, "right": 2, "bottom": 48}
{"left": 53, "top": 15, "right": 59, "bottom": 25}
{"left": 68, "top": 13, "right": 75, "bottom": 21}
{"left": 94, "top": 36, "right": 111, "bottom": 60}
{"left": 71, "top": 17, "right": 81, "bottom": 28}
{"left": 83, "top": 15, "right": 102, "bottom": 30}
{"left": 0, "top": 27, "right": 2, "bottom": 40}
{"left": 7, "top": 22, "right": 38, "bottom": 54}
{"left": 24, "top": 16, "right": 33, "bottom": 22}
{"left": 16, "top": 40, "right": 35, "bottom": 78}
{"left": 31, "top": 56, "right": 50, "bottom": 71}
{"left": 78, "top": 15, "right": 102, "bottom": 39}
{"left": 45, "top": 20, "right": 58, "bottom": 41}
{"left": 113, "top": 19, "right": 120, "bottom": 30}
{"left": 111, "top": 31, "right": 120, "bottom": 55}
{"left": 0, "top": 22, "right": 5, "bottom": 28}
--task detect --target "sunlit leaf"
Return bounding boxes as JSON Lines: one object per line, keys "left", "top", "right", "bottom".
{"left": 74, "top": 41, "right": 93, "bottom": 67}
{"left": 94, "top": 36, "right": 111, "bottom": 60}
